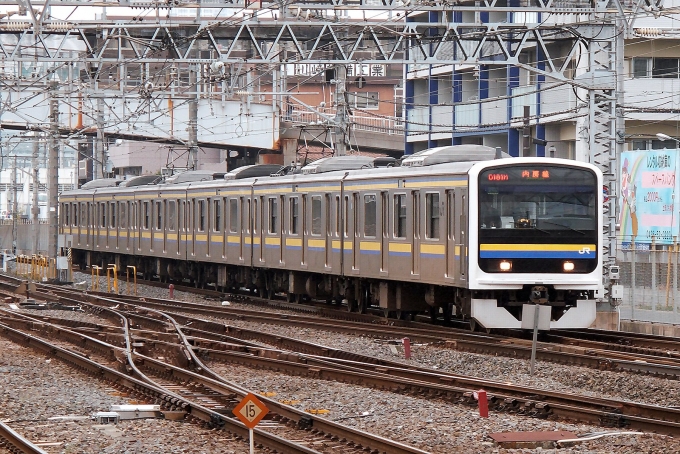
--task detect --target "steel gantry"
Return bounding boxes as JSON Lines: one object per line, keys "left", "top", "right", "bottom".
{"left": 0, "top": 0, "right": 648, "bottom": 302}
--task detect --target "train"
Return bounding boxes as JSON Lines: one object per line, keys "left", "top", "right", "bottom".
{"left": 59, "top": 145, "right": 602, "bottom": 330}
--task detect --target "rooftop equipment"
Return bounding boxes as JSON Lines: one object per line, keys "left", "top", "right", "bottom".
{"left": 224, "top": 164, "right": 284, "bottom": 180}
{"left": 301, "top": 156, "right": 375, "bottom": 174}
{"left": 401, "top": 145, "right": 511, "bottom": 167}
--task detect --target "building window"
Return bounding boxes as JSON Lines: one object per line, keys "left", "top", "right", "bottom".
{"left": 290, "top": 197, "right": 299, "bottom": 234}
{"left": 653, "top": 58, "right": 679, "bottom": 78}
{"left": 311, "top": 196, "right": 322, "bottom": 235}
{"left": 394, "top": 194, "right": 406, "bottom": 238}
{"left": 364, "top": 194, "right": 376, "bottom": 237}
{"left": 229, "top": 199, "right": 238, "bottom": 232}
{"left": 350, "top": 91, "right": 379, "bottom": 109}
{"left": 632, "top": 58, "right": 650, "bottom": 78}
{"left": 426, "top": 193, "right": 440, "bottom": 240}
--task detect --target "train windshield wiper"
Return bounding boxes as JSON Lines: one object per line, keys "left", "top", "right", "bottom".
{"left": 538, "top": 220, "right": 586, "bottom": 235}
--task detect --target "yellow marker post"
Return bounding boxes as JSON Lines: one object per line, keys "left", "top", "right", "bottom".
{"left": 126, "top": 265, "right": 137, "bottom": 296}
{"left": 91, "top": 265, "right": 101, "bottom": 291}
{"left": 107, "top": 264, "right": 118, "bottom": 294}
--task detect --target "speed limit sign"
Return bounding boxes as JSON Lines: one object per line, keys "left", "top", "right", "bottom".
{"left": 233, "top": 393, "right": 269, "bottom": 429}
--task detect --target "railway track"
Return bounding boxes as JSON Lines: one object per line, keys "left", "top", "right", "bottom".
{"left": 4, "top": 282, "right": 680, "bottom": 437}
{"left": 0, "top": 420, "right": 48, "bottom": 454}
{"left": 0, "top": 296, "right": 428, "bottom": 453}
{"left": 35, "top": 282, "right": 680, "bottom": 378}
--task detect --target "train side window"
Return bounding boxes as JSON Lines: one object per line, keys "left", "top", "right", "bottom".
{"left": 120, "top": 202, "right": 126, "bottom": 228}
{"left": 394, "top": 194, "right": 406, "bottom": 238}
{"left": 64, "top": 204, "right": 70, "bottom": 226}
{"left": 101, "top": 202, "right": 107, "bottom": 227}
{"left": 229, "top": 199, "right": 238, "bottom": 232}
{"left": 143, "top": 202, "right": 150, "bottom": 229}
{"left": 426, "top": 193, "right": 440, "bottom": 240}
{"left": 311, "top": 196, "right": 322, "bottom": 235}
{"left": 253, "top": 198, "right": 259, "bottom": 233}
{"left": 245, "top": 199, "right": 251, "bottom": 233}
{"left": 335, "top": 196, "right": 341, "bottom": 236}
{"left": 111, "top": 202, "right": 117, "bottom": 228}
{"left": 213, "top": 199, "right": 221, "bottom": 232}
{"left": 344, "top": 196, "right": 350, "bottom": 237}
{"left": 155, "top": 201, "right": 162, "bottom": 229}
{"left": 168, "top": 200, "right": 176, "bottom": 231}
{"left": 198, "top": 200, "right": 205, "bottom": 231}
{"left": 72, "top": 203, "right": 78, "bottom": 226}
{"left": 269, "top": 197, "right": 278, "bottom": 234}
{"left": 364, "top": 194, "right": 376, "bottom": 237}
{"left": 290, "top": 197, "right": 299, "bottom": 234}
{"left": 82, "top": 204, "right": 87, "bottom": 227}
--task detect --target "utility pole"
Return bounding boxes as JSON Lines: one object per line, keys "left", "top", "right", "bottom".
{"left": 11, "top": 156, "right": 17, "bottom": 255}
{"left": 48, "top": 81, "right": 59, "bottom": 259}
{"left": 522, "top": 105, "right": 531, "bottom": 157}
{"left": 95, "top": 98, "right": 105, "bottom": 179}
{"left": 32, "top": 135, "right": 39, "bottom": 255}
{"left": 333, "top": 64, "right": 349, "bottom": 156}
{"left": 188, "top": 66, "right": 199, "bottom": 170}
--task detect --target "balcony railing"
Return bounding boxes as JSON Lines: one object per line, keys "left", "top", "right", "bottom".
{"left": 286, "top": 103, "right": 404, "bottom": 136}
{"left": 511, "top": 85, "right": 537, "bottom": 119}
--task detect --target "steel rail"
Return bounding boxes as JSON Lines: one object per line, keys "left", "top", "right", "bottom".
{"left": 0, "top": 420, "right": 48, "bottom": 454}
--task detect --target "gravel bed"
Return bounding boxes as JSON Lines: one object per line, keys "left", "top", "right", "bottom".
{"left": 207, "top": 361, "right": 673, "bottom": 454}
{"left": 3, "top": 269, "right": 680, "bottom": 452}
{"left": 0, "top": 336, "right": 254, "bottom": 453}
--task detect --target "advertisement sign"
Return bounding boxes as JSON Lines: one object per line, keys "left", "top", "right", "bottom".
{"left": 619, "top": 150, "right": 679, "bottom": 245}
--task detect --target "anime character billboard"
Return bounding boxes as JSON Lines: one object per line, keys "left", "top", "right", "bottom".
{"left": 619, "top": 150, "right": 679, "bottom": 246}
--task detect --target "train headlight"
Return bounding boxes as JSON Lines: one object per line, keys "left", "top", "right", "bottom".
{"left": 563, "top": 261, "right": 575, "bottom": 272}
{"left": 499, "top": 260, "right": 512, "bottom": 271}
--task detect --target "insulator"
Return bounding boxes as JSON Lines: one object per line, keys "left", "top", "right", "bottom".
{"left": 634, "top": 27, "right": 663, "bottom": 36}
{"left": 2, "top": 21, "right": 30, "bottom": 31}
{"left": 47, "top": 22, "right": 73, "bottom": 31}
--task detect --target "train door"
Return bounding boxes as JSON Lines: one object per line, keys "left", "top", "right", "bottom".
{"left": 279, "top": 195, "right": 284, "bottom": 264}
{"left": 412, "top": 190, "right": 421, "bottom": 276}
{"left": 380, "top": 191, "right": 389, "bottom": 274}
{"left": 352, "top": 193, "right": 359, "bottom": 271}
{"left": 259, "top": 196, "right": 265, "bottom": 263}
{"left": 112, "top": 201, "right": 118, "bottom": 251}
{"left": 325, "top": 194, "right": 332, "bottom": 268}
{"left": 459, "top": 190, "right": 468, "bottom": 281}
{"left": 301, "top": 194, "right": 307, "bottom": 266}
{"left": 446, "top": 190, "right": 457, "bottom": 279}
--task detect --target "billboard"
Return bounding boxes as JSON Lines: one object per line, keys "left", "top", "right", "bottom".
{"left": 619, "top": 150, "right": 679, "bottom": 245}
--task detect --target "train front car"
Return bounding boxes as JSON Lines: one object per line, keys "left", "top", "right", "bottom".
{"left": 468, "top": 158, "right": 602, "bottom": 330}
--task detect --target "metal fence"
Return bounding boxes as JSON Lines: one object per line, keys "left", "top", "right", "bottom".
{"left": 617, "top": 236, "right": 680, "bottom": 324}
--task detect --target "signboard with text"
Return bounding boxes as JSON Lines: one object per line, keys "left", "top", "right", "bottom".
{"left": 619, "top": 149, "right": 679, "bottom": 245}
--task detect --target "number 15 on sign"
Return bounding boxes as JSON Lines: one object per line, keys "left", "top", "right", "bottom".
{"left": 233, "top": 393, "right": 269, "bottom": 454}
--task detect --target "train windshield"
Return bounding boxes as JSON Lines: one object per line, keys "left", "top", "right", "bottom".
{"left": 478, "top": 165, "right": 597, "bottom": 238}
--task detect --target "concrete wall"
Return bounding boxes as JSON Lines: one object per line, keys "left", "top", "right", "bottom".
{"left": 0, "top": 222, "right": 49, "bottom": 255}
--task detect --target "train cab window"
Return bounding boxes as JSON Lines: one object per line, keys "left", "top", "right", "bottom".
{"left": 290, "top": 197, "right": 299, "bottom": 234}
{"left": 311, "top": 196, "right": 322, "bottom": 235}
{"left": 229, "top": 199, "right": 238, "bottom": 232}
{"left": 143, "top": 202, "right": 150, "bottom": 229}
{"left": 426, "top": 193, "right": 440, "bottom": 240}
{"left": 110, "top": 203, "right": 116, "bottom": 228}
{"left": 394, "top": 194, "right": 406, "bottom": 238}
{"left": 364, "top": 194, "right": 376, "bottom": 237}
{"left": 213, "top": 199, "right": 221, "bottom": 232}
{"left": 269, "top": 197, "right": 278, "bottom": 234}
{"left": 198, "top": 200, "right": 205, "bottom": 231}
{"left": 168, "top": 201, "right": 176, "bottom": 231}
